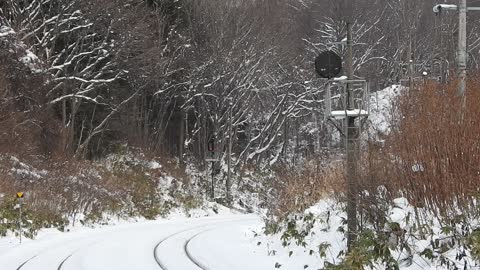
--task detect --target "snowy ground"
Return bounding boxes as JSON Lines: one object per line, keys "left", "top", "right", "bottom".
{"left": 0, "top": 213, "right": 259, "bottom": 270}
{"left": 0, "top": 208, "right": 324, "bottom": 270}
{"left": 2, "top": 197, "right": 477, "bottom": 270}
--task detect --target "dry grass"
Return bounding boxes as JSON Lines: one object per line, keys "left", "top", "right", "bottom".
{"left": 369, "top": 77, "right": 480, "bottom": 217}
{"left": 272, "top": 161, "right": 345, "bottom": 219}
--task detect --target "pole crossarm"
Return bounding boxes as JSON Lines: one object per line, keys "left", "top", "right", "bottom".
{"left": 433, "top": 1, "right": 471, "bottom": 105}
{"left": 433, "top": 4, "right": 458, "bottom": 12}
{"left": 433, "top": 4, "right": 480, "bottom": 13}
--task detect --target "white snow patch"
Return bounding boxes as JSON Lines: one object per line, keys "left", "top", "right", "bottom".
{"left": 333, "top": 75, "right": 348, "bottom": 81}
{"left": 368, "top": 84, "right": 404, "bottom": 137}
{"left": 0, "top": 26, "right": 43, "bottom": 73}
{"left": 19, "top": 50, "right": 43, "bottom": 73}
{"left": 0, "top": 26, "right": 15, "bottom": 37}
{"left": 148, "top": 161, "right": 162, "bottom": 169}
{"left": 331, "top": 109, "right": 368, "bottom": 119}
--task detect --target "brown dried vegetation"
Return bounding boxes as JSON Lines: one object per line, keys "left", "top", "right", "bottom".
{"left": 272, "top": 78, "right": 480, "bottom": 220}
{"left": 368, "top": 78, "right": 480, "bottom": 217}
{"left": 272, "top": 162, "right": 345, "bottom": 219}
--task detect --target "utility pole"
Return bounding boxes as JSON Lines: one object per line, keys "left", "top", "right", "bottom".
{"left": 345, "top": 1, "right": 358, "bottom": 250}
{"left": 433, "top": 2, "right": 480, "bottom": 102}
{"left": 317, "top": 0, "right": 367, "bottom": 251}
{"left": 408, "top": 37, "right": 415, "bottom": 88}
{"left": 226, "top": 100, "right": 233, "bottom": 204}
{"left": 458, "top": 0, "right": 467, "bottom": 104}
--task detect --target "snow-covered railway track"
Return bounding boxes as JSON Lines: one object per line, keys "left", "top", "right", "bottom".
{"left": 2, "top": 215, "right": 260, "bottom": 270}
{"left": 9, "top": 236, "right": 99, "bottom": 270}
{"left": 183, "top": 229, "right": 213, "bottom": 270}
{"left": 15, "top": 255, "right": 37, "bottom": 270}
{"left": 154, "top": 217, "right": 256, "bottom": 270}
{"left": 15, "top": 253, "right": 71, "bottom": 270}
{"left": 57, "top": 254, "right": 72, "bottom": 270}
{"left": 154, "top": 225, "right": 212, "bottom": 270}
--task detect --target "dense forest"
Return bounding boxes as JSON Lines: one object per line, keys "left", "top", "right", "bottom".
{"left": 1, "top": 0, "right": 479, "bottom": 166}
{"left": 4, "top": 1, "right": 480, "bottom": 269}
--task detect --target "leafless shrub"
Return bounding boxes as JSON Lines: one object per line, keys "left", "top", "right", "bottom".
{"left": 271, "top": 161, "right": 345, "bottom": 219}
{"left": 371, "top": 78, "right": 480, "bottom": 218}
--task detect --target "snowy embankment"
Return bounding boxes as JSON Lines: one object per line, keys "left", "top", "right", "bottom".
{"left": 253, "top": 197, "right": 479, "bottom": 269}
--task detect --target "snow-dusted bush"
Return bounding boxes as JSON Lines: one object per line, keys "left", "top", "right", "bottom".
{"left": 0, "top": 150, "right": 199, "bottom": 237}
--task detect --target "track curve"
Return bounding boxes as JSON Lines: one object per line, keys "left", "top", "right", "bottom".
{"left": 183, "top": 229, "right": 213, "bottom": 270}
{"left": 154, "top": 225, "right": 212, "bottom": 270}
{"left": 57, "top": 254, "right": 72, "bottom": 270}
{"left": 2, "top": 215, "right": 260, "bottom": 270}
{"left": 15, "top": 255, "right": 37, "bottom": 270}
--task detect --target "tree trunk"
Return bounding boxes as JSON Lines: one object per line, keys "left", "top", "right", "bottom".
{"left": 179, "top": 110, "right": 185, "bottom": 167}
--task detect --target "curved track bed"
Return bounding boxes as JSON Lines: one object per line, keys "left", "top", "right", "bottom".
{"left": 0, "top": 215, "right": 260, "bottom": 270}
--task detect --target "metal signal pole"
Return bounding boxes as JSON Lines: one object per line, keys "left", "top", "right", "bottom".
{"left": 345, "top": 1, "right": 358, "bottom": 250}
{"left": 346, "top": 23, "right": 358, "bottom": 250}
{"left": 433, "top": 1, "right": 480, "bottom": 104}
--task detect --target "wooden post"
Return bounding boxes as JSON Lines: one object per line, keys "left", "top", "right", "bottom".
{"left": 179, "top": 110, "right": 185, "bottom": 167}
